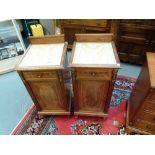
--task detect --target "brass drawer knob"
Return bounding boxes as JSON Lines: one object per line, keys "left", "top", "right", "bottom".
{"left": 91, "top": 72, "right": 96, "bottom": 76}
{"left": 129, "top": 122, "right": 133, "bottom": 125}
{"left": 37, "top": 75, "right": 41, "bottom": 78}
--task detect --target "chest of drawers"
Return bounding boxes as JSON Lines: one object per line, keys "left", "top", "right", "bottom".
{"left": 69, "top": 34, "right": 120, "bottom": 117}
{"left": 116, "top": 20, "right": 155, "bottom": 64}
{"left": 126, "top": 52, "right": 155, "bottom": 134}
{"left": 57, "top": 19, "right": 114, "bottom": 49}
{"left": 16, "top": 35, "right": 70, "bottom": 115}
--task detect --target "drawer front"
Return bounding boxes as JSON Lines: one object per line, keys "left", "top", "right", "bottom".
{"left": 62, "top": 20, "right": 83, "bottom": 25}
{"left": 62, "top": 20, "right": 108, "bottom": 27}
{"left": 134, "top": 120, "right": 155, "bottom": 134}
{"left": 82, "top": 20, "right": 108, "bottom": 27}
{"left": 76, "top": 69, "right": 112, "bottom": 80}
{"left": 23, "top": 71, "right": 58, "bottom": 80}
{"left": 136, "top": 111, "right": 155, "bottom": 124}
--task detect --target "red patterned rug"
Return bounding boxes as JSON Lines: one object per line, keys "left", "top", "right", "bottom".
{"left": 12, "top": 75, "right": 136, "bottom": 135}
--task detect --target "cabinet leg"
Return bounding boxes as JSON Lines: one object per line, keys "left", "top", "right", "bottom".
{"left": 102, "top": 117, "right": 106, "bottom": 121}
{"left": 126, "top": 128, "right": 136, "bottom": 135}
{"left": 67, "top": 115, "right": 71, "bottom": 119}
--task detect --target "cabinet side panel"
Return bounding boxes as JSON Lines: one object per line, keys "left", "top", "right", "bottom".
{"left": 128, "top": 62, "right": 150, "bottom": 123}
{"left": 17, "top": 71, "right": 41, "bottom": 110}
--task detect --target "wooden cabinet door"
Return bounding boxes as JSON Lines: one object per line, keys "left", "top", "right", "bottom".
{"left": 117, "top": 19, "right": 155, "bottom": 64}
{"left": 28, "top": 81, "right": 68, "bottom": 112}
{"left": 75, "top": 80, "right": 110, "bottom": 114}
{"left": 118, "top": 36, "right": 147, "bottom": 64}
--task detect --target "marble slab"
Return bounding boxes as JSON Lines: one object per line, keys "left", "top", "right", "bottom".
{"left": 19, "top": 43, "right": 64, "bottom": 68}
{"left": 72, "top": 42, "right": 119, "bottom": 66}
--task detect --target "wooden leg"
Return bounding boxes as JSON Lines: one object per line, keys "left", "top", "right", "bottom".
{"left": 126, "top": 128, "right": 135, "bottom": 135}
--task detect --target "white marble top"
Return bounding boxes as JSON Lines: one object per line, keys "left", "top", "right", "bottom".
{"left": 19, "top": 43, "right": 64, "bottom": 68}
{"left": 72, "top": 42, "right": 119, "bottom": 66}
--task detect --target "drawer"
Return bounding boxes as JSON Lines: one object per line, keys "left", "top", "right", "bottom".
{"left": 136, "top": 111, "right": 155, "bottom": 124}
{"left": 134, "top": 120, "right": 155, "bottom": 134}
{"left": 82, "top": 20, "right": 108, "bottom": 27}
{"left": 76, "top": 69, "right": 112, "bottom": 80}
{"left": 62, "top": 20, "right": 83, "bottom": 25}
{"left": 62, "top": 20, "right": 108, "bottom": 27}
{"left": 23, "top": 71, "right": 58, "bottom": 80}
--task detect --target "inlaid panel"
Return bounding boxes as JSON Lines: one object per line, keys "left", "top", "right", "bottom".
{"left": 76, "top": 69, "right": 112, "bottom": 80}
{"left": 28, "top": 81, "right": 67, "bottom": 111}
{"left": 76, "top": 80, "right": 109, "bottom": 113}
{"left": 23, "top": 71, "right": 57, "bottom": 80}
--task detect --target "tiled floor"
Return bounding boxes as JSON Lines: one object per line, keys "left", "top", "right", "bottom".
{"left": 0, "top": 62, "right": 142, "bottom": 135}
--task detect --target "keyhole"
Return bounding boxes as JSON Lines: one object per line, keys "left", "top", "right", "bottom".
{"left": 91, "top": 72, "right": 95, "bottom": 76}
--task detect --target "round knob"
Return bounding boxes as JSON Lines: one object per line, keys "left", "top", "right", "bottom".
{"left": 37, "top": 75, "right": 41, "bottom": 78}
{"left": 91, "top": 72, "right": 96, "bottom": 76}
{"left": 129, "top": 122, "right": 133, "bottom": 125}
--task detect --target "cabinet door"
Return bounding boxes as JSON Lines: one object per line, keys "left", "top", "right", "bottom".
{"left": 28, "top": 81, "right": 67, "bottom": 111}
{"left": 75, "top": 80, "right": 110, "bottom": 113}
{"left": 118, "top": 36, "right": 147, "bottom": 64}
{"left": 117, "top": 20, "right": 155, "bottom": 64}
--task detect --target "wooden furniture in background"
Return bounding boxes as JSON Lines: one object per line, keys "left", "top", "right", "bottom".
{"left": 126, "top": 52, "right": 155, "bottom": 134}
{"left": 69, "top": 34, "right": 120, "bottom": 117}
{"left": 57, "top": 19, "right": 116, "bottom": 49}
{"left": 116, "top": 20, "right": 155, "bottom": 64}
{"left": 57, "top": 19, "right": 155, "bottom": 64}
{"left": 16, "top": 35, "right": 70, "bottom": 115}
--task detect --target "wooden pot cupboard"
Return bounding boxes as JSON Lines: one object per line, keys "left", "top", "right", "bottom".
{"left": 16, "top": 35, "right": 70, "bottom": 115}
{"left": 69, "top": 34, "right": 120, "bottom": 117}
{"left": 126, "top": 52, "right": 155, "bottom": 134}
